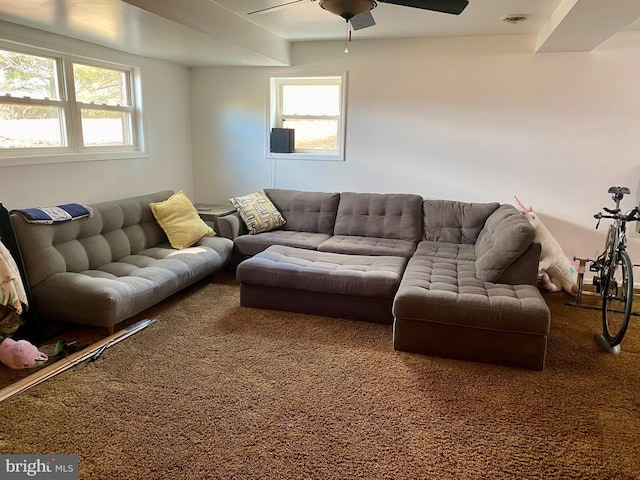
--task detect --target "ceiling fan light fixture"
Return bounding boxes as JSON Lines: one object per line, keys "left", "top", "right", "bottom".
{"left": 320, "top": 0, "right": 377, "bottom": 21}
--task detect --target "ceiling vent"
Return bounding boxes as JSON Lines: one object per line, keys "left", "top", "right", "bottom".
{"left": 501, "top": 14, "right": 529, "bottom": 25}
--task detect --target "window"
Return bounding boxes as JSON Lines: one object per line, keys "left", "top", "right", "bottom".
{"left": 0, "top": 43, "right": 144, "bottom": 164}
{"left": 269, "top": 72, "right": 347, "bottom": 161}
{"left": 73, "top": 63, "right": 134, "bottom": 148}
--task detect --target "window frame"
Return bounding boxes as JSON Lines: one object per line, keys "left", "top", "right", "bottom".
{"left": 267, "top": 71, "right": 347, "bottom": 162}
{"left": 0, "top": 41, "right": 146, "bottom": 167}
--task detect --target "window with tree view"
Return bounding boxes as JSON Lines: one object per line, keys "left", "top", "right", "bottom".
{"left": 270, "top": 73, "right": 346, "bottom": 161}
{"left": 73, "top": 63, "right": 133, "bottom": 147}
{"left": 0, "top": 44, "right": 141, "bottom": 160}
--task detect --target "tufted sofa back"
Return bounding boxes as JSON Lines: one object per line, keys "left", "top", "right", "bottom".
{"left": 264, "top": 189, "right": 340, "bottom": 234}
{"left": 12, "top": 191, "right": 172, "bottom": 288}
{"left": 422, "top": 199, "right": 500, "bottom": 245}
{"left": 333, "top": 192, "right": 423, "bottom": 241}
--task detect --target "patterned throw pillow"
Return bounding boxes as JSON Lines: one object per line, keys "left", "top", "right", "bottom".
{"left": 229, "top": 190, "right": 286, "bottom": 234}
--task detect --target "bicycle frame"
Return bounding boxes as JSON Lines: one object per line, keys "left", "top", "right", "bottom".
{"left": 591, "top": 188, "right": 628, "bottom": 291}
{"left": 605, "top": 220, "right": 626, "bottom": 277}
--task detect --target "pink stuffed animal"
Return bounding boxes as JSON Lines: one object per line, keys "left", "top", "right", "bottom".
{"left": 515, "top": 196, "right": 579, "bottom": 296}
{"left": 0, "top": 337, "right": 48, "bottom": 369}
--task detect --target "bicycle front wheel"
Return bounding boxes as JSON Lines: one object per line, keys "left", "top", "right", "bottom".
{"left": 601, "top": 250, "right": 634, "bottom": 346}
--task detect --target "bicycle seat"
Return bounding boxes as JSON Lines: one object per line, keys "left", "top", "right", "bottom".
{"left": 608, "top": 186, "right": 630, "bottom": 196}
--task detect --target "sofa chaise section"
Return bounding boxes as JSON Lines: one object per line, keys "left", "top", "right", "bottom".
{"left": 392, "top": 200, "right": 550, "bottom": 369}
{"left": 11, "top": 191, "right": 233, "bottom": 332}
{"left": 392, "top": 255, "right": 550, "bottom": 370}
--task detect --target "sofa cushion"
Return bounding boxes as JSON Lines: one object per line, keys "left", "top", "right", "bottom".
{"left": 150, "top": 190, "right": 215, "bottom": 249}
{"left": 423, "top": 199, "right": 500, "bottom": 244}
{"left": 264, "top": 189, "right": 340, "bottom": 234}
{"left": 413, "top": 240, "right": 476, "bottom": 261}
{"left": 234, "top": 231, "right": 331, "bottom": 257}
{"left": 318, "top": 235, "right": 417, "bottom": 258}
{"left": 475, "top": 205, "right": 536, "bottom": 282}
{"left": 333, "top": 192, "right": 423, "bottom": 241}
{"left": 229, "top": 190, "right": 286, "bottom": 234}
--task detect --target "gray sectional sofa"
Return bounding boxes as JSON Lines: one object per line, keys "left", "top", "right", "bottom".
{"left": 221, "top": 189, "right": 551, "bottom": 370}
{"left": 11, "top": 191, "right": 233, "bottom": 334}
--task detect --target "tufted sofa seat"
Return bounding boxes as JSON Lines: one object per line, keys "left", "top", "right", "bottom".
{"left": 11, "top": 191, "right": 233, "bottom": 332}
{"left": 237, "top": 245, "right": 407, "bottom": 323}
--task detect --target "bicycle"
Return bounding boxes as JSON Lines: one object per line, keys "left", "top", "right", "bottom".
{"left": 589, "top": 186, "right": 640, "bottom": 353}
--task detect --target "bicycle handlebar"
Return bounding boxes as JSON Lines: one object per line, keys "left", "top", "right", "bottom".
{"left": 594, "top": 206, "right": 640, "bottom": 223}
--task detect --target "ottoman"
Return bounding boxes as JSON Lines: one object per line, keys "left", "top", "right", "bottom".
{"left": 392, "top": 256, "right": 551, "bottom": 370}
{"left": 236, "top": 245, "right": 407, "bottom": 323}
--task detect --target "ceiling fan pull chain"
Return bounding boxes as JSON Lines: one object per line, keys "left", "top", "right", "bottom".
{"left": 344, "top": 21, "right": 353, "bottom": 53}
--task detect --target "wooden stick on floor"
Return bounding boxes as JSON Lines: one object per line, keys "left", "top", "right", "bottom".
{"left": 0, "top": 318, "right": 156, "bottom": 403}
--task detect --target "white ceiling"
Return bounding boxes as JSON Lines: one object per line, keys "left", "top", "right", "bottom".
{"left": 1, "top": 0, "right": 640, "bottom": 67}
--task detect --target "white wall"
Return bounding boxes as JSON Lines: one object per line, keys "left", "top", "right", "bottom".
{"left": 0, "top": 22, "right": 194, "bottom": 209}
{"left": 191, "top": 32, "right": 640, "bottom": 278}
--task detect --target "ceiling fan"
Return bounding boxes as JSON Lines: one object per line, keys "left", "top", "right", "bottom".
{"left": 248, "top": 0, "right": 469, "bottom": 31}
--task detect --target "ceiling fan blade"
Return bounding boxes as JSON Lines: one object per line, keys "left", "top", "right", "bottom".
{"left": 350, "top": 10, "right": 376, "bottom": 30}
{"left": 248, "top": 0, "right": 306, "bottom": 15}
{"left": 379, "top": 0, "right": 469, "bottom": 15}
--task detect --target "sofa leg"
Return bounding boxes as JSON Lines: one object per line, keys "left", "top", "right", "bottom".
{"left": 106, "top": 325, "right": 114, "bottom": 336}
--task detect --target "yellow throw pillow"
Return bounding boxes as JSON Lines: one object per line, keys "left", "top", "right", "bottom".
{"left": 150, "top": 191, "right": 215, "bottom": 249}
{"left": 229, "top": 190, "right": 286, "bottom": 234}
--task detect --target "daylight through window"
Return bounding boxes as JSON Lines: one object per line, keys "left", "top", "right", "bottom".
{"left": 0, "top": 43, "right": 142, "bottom": 161}
{"left": 269, "top": 73, "right": 347, "bottom": 161}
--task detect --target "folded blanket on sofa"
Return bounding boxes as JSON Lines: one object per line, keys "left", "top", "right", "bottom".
{"left": 12, "top": 203, "right": 93, "bottom": 224}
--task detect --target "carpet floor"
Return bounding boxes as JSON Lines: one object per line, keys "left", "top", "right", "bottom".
{"left": 1, "top": 272, "right": 639, "bottom": 480}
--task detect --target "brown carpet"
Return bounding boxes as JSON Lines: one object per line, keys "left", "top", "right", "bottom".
{"left": 1, "top": 272, "right": 639, "bottom": 480}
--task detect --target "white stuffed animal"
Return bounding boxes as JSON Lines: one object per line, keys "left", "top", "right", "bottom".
{"left": 514, "top": 196, "right": 579, "bottom": 296}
